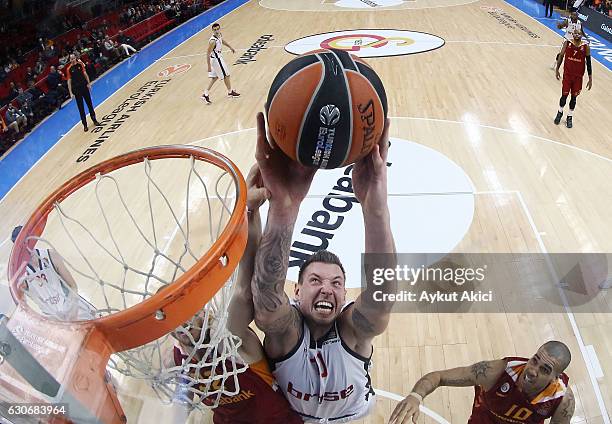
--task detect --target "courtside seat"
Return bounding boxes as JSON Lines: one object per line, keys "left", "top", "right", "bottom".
{"left": 124, "top": 12, "right": 175, "bottom": 45}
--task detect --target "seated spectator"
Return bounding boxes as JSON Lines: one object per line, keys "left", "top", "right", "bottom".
{"left": 20, "top": 100, "right": 35, "bottom": 124}
{"left": 103, "top": 36, "right": 121, "bottom": 60}
{"left": 25, "top": 66, "right": 37, "bottom": 84}
{"left": 4, "top": 105, "right": 27, "bottom": 134}
{"left": 47, "top": 66, "right": 69, "bottom": 102}
{"left": 26, "top": 80, "right": 53, "bottom": 113}
{"left": 37, "top": 38, "right": 47, "bottom": 53}
{"left": 117, "top": 31, "right": 138, "bottom": 56}
{"left": 91, "top": 41, "right": 111, "bottom": 69}
{"left": 34, "top": 57, "right": 46, "bottom": 77}
{"left": 59, "top": 51, "right": 70, "bottom": 66}
{"left": 15, "top": 49, "right": 25, "bottom": 64}
{"left": 7, "top": 82, "right": 19, "bottom": 103}
{"left": 15, "top": 87, "right": 33, "bottom": 108}
{"left": 43, "top": 44, "right": 58, "bottom": 60}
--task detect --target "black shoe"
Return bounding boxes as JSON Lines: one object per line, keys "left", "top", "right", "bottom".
{"left": 554, "top": 111, "right": 563, "bottom": 125}
{"left": 84, "top": 126, "right": 89, "bottom": 132}
{"left": 201, "top": 94, "right": 211, "bottom": 104}
{"left": 227, "top": 90, "right": 240, "bottom": 98}
{"left": 566, "top": 116, "right": 573, "bottom": 128}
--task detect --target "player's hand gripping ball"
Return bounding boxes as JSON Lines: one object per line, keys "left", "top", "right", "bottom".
{"left": 265, "top": 48, "right": 388, "bottom": 169}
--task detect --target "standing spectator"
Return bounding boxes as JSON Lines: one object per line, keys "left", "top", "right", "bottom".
{"left": 4, "top": 104, "right": 27, "bottom": 134}
{"left": 544, "top": 0, "right": 554, "bottom": 17}
{"left": 66, "top": 54, "right": 100, "bottom": 132}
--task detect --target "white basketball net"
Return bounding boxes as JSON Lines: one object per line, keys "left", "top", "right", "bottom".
{"left": 15, "top": 153, "right": 247, "bottom": 409}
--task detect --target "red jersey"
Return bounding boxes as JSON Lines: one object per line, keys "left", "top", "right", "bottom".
{"left": 563, "top": 41, "right": 588, "bottom": 77}
{"left": 468, "top": 357, "right": 569, "bottom": 424}
{"left": 173, "top": 347, "right": 302, "bottom": 424}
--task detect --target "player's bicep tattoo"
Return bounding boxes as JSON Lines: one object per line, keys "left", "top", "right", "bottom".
{"left": 471, "top": 361, "right": 492, "bottom": 380}
{"left": 258, "top": 306, "right": 300, "bottom": 335}
{"left": 554, "top": 390, "right": 575, "bottom": 422}
{"left": 351, "top": 307, "right": 376, "bottom": 335}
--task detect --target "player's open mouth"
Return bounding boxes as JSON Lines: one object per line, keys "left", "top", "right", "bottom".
{"left": 314, "top": 301, "right": 334, "bottom": 314}
{"left": 524, "top": 373, "right": 534, "bottom": 384}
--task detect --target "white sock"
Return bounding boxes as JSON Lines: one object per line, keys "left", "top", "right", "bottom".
{"left": 568, "top": 109, "right": 574, "bottom": 117}
{"left": 558, "top": 107, "right": 564, "bottom": 113}
{"left": 204, "top": 90, "right": 209, "bottom": 96}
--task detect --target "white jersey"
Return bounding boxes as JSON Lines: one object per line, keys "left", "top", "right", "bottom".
{"left": 23, "top": 249, "right": 96, "bottom": 321}
{"left": 209, "top": 35, "right": 223, "bottom": 59}
{"left": 271, "top": 303, "right": 376, "bottom": 423}
{"left": 208, "top": 34, "right": 230, "bottom": 80}
{"left": 564, "top": 19, "right": 583, "bottom": 41}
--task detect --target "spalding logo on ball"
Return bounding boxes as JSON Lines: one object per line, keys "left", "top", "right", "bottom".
{"left": 266, "top": 48, "right": 388, "bottom": 169}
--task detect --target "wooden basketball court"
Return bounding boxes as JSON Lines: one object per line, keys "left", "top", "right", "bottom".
{"left": 0, "top": 0, "right": 611, "bottom": 422}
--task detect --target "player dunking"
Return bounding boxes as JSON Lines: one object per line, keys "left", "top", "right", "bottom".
{"left": 390, "top": 341, "right": 575, "bottom": 424}
{"left": 554, "top": 30, "right": 592, "bottom": 128}
{"left": 171, "top": 165, "right": 302, "bottom": 424}
{"left": 249, "top": 113, "right": 397, "bottom": 423}
{"left": 201, "top": 23, "right": 240, "bottom": 104}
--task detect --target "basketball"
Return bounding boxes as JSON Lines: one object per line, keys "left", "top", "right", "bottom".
{"left": 265, "top": 48, "right": 388, "bottom": 169}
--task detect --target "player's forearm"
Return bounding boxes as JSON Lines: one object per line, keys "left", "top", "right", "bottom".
{"left": 236, "top": 210, "right": 262, "bottom": 296}
{"left": 411, "top": 372, "right": 442, "bottom": 399}
{"left": 362, "top": 207, "right": 397, "bottom": 300}
{"left": 250, "top": 204, "right": 297, "bottom": 330}
{"left": 363, "top": 206, "right": 393, "bottom": 254}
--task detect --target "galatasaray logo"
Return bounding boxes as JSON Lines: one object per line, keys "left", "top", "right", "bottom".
{"left": 321, "top": 34, "right": 414, "bottom": 51}
{"left": 285, "top": 30, "right": 445, "bottom": 58}
{"left": 157, "top": 63, "right": 192, "bottom": 78}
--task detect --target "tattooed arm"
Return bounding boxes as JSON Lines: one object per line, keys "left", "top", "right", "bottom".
{"left": 251, "top": 209, "right": 302, "bottom": 357}
{"left": 250, "top": 112, "right": 316, "bottom": 358}
{"left": 389, "top": 359, "right": 507, "bottom": 424}
{"left": 550, "top": 387, "right": 575, "bottom": 424}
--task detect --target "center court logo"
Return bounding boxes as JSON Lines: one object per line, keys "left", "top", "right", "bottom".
{"left": 157, "top": 63, "right": 191, "bottom": 78}
{"left": 335, "top": 0, "right": 404, "bottom": 8}
{"left": 285, "top": 30, "right": 445, "bottom": 58}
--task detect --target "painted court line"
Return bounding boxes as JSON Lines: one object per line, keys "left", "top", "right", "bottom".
{"left": 514, "top": 190, "right": 610, "bottom": 423}
{"left": 376, "top": 389, "right": 450, "bottom": 423}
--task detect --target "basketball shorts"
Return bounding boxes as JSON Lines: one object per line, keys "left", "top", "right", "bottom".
{"left": 209, "top": 54, "right": 230, "bottom": 80}
{"left": 562, "top": 73, "right": 583, "bottom": 96}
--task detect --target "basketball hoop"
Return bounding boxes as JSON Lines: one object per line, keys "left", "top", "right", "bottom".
{"left": 1, "top": 145, "right": 248, "bottom": 423}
